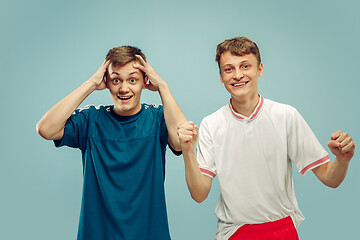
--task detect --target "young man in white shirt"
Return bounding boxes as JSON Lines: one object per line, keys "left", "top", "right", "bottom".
{"left": 177, "top": 37, "right": 355, "bottom": 240}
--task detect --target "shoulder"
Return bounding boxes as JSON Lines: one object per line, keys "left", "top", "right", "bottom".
{"left": 201, "top": 105, "right": 229, "bottom": 128}
{"left": 140, "top": 103, "right": 165, "bottom": 126}
{"left": 263, "top": 98, "right": 298, "bottom": 117}
{"left": 72, "top": 104, "right": 111, "bottom": 121}
{"left": 142, "top": 103, "right": 163, "bottom": 111}
{"left": 142, "top": 103, "right": 164, "bottom": 117}
{"left": 76, "top": 104, "right": 107, "bottom": 113}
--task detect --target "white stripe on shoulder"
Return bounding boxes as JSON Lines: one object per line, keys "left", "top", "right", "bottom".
{"left": 77, "top": 104, "right": 103, "bottom": 112}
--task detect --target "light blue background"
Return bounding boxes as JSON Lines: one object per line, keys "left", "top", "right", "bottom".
{"left": 1, "top": 0, "right": 359, "bottom": 239}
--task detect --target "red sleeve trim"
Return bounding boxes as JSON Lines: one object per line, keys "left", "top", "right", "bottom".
{"left": 300, "top": 155, "right": 330, "bottom": 175}
{"left": 200, "top": 168, "right": 216, "bottom": 178}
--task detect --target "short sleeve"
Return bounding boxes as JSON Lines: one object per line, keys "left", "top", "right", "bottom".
{"left": 156, "top": 105, "right": 168, "bottom": 149}
{"left": 156, "top": 104, "right": 182, "bottom": 156}
{"left": 287, "top": 109, "right": 329, "bottom": 175}
{"left": 53, "top": 107, "right": 90, "bottom": 151}
{"left": 197, "top": 119, "right": 216, "bottom": 178}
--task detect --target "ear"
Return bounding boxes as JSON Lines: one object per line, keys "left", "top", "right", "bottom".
{"left": 143, "top": 75, "right": 148, "bottom": 89}
{"left": 258, "top": 62, "right": 264, "bottom": 77}
{"left": 219, "top": 70, "right": 224, "bottom": 83}
{"left": 105, "top": 72, "right": 109, "bottom": 89}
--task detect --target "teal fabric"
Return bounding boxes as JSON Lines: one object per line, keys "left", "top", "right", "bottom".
{"left": 55, "top": 104, "right": 171, "bottom": 240}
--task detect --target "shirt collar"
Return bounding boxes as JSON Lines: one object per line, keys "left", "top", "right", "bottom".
{"left": 228, "top": 95, "right": 264, "bottom": 121}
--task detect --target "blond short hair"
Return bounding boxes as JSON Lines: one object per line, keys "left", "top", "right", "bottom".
{"left": 216, "top": 37, "right": 261, "bottom": 68}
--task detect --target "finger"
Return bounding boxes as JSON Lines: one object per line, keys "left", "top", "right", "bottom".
{"left": 336, "top": 132, "right": 349, "bottom": 144}
{"left": 101, "top": 59, "right": 110, "bottom": 69}
{"left": 341, "top": 141, "right": 355, "bottom": 153}
{"left": 181, "top": 122, "right": 195, "bottom": 131}
{"left": 103, "top": 59, "right": 111, "bottom": 66}
{"left": 331, "top": 130, "right": 343, "bottom": 140}
{"left": 328, "top": 140, "right": 341, "bottom": 149}
{"left": 104, "top": 60, "right": 111, "bottom": 70}
{"left": 177, "top": 126, "right": 195, "bottom": 135}
{"left": 178, "top": 133, "right": 193, "bottom": 142}
{"left": 339, "top": 136, "right": 353, "bottom": 148}
{"left": 193, "top": 125, "right": 199, "bottom": 136}
{"left": 179, "top": 121, "right": 194, "bottom": 129}
{"left": 178, "top": 132, "right": 193, "bottom": 139}
{"left": 133, "top": 63, "right": 146, "bottom": 72}
{"left": 135, "top": 55, "right": 147, "bottom": 66}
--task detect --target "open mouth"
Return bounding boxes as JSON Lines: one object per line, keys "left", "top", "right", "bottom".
{"left": 232, "top": 81, "right": 249, "bottom": 88}
{"left": 117, "top": 95, "right": 133, "bottom": 101}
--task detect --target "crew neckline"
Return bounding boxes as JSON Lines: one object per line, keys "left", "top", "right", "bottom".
{"left": 228, "top": 95, "right": 264, "bottom": 121}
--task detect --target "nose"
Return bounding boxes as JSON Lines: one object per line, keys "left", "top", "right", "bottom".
{"left": 234, "top": 69, "right": 244, "bottom": 80}
{"left": 119, "top": 82, "right": 130, "bottom": 93}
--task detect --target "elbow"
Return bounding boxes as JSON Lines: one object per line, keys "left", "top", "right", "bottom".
{"left": 190, "top": 192, "right": 208, "bottom": 203}
{"left": 36, "top": 121, "right": 53, "bottom": 140}
{"left": 322, "top": 178, "right": 343, "bottom": 189}
{"left": 192, "top": 195, "right": 206, "bottom": 203}
{"left": 326, "top": 182, "right": 341, "bottom": 189}
{"left": 173, "top": 145, "right": 182, "bottom": 152}
{"left": 36, "top": 122, "right": 48, "bottom": 140}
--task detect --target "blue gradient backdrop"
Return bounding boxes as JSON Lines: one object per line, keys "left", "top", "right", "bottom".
{"left": 1, "top": 0, "right": 359, "bottom": 239}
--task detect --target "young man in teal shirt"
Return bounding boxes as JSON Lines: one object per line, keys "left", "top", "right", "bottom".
{"left": 37, "top": 46, "right": 186, "bottom": 239}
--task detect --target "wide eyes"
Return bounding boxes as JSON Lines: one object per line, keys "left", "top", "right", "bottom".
{"left": 111, "top": 78, "right": 137, "bottom": 84}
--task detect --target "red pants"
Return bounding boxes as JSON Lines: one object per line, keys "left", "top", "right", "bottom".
{"left": 229, "top": 216, "right": 299, "bottom": 240}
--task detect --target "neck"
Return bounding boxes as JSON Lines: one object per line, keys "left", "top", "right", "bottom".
{"left": 113, "top": 103, "right": 142, "bottom": 117}
{"left": 230, "top": 93, "right": 260, "bottom": 117}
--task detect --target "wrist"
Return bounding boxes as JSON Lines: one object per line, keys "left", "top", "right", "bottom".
{"left": 181, "top": 143, "right": 195, "bottom": 154}
{"left": 84, "top": 79, "right": 98, "bottom": 91}
{"left": 334, "top": 155, "right": 351, "bottom": 165}
{"left": 157, "top": 81, "right": 169, "bottom": 92}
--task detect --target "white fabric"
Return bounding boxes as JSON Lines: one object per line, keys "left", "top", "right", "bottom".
{"left": 197, "top": 96, "right": 329, "bottom": 239}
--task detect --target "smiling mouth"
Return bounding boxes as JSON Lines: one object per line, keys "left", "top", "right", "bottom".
{"left": 232, "top": 81, "right": 249, "bottom": 87}
{"left": 117, "top": 96, "right": 133, "bottom": 101}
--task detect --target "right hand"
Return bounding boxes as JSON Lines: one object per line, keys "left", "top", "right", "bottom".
{"left": 89, "top": 60, "right": 111, "bottom": 90}
{"left": 177, "top": 121, "right": 199, "bottom": 152}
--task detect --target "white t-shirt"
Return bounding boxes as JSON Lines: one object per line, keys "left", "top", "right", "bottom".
{"left": 197, "top": 96, "right": 329, "bottom": 239}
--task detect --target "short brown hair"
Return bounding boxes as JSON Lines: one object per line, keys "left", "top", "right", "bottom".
{"left": 216, "top": 37, "right": 261, "bottom": 68}
{"left": 106, "top": 46, "right": 146, "bottom": 67}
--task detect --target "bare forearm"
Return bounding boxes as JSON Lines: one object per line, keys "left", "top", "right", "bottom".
{"left": 324, "top": 158, "right": 350, "bottom": 188}
{"left": 183, "top": 148, "right": 212, "bottom": 203}
{"left": 314, "top": 158, "right": 350, "bottom": 188}
{"left": 36, "top": 80, "right": 96, "bottom": 140}
{"left": 158, "top": 83, "right": 186, "bottom": 150}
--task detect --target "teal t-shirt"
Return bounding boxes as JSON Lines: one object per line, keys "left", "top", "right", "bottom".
{"left": 55, "top": 103, "right": 176, "bottom": 240}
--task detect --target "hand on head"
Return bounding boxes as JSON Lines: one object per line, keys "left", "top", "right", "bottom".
{"left": 90, "top": 60, "right": 111, "bottom": 90}
{"left": 132, "top": 55, "right": 166, "bottom": 91}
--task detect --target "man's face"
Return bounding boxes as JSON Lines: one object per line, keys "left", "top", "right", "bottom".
{"left": 107, "top": 61, "right": 145, "bottom": 116}
{"left": 219, "top": 51, "right": 263, "bottom": 101}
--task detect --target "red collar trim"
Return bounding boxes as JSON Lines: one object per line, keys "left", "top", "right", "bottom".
{"left": 228, "top": 95, "right": 264, "bottom": 120}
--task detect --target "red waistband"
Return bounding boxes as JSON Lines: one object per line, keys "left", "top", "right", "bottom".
{"left": 240, "top": 216, "right": 294, "bottom": 231}
{"left": 229, "top": 216, "right": 299, "bottom": 240}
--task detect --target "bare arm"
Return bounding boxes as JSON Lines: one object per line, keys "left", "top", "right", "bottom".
{"left": 312, "top": 130, "right": 355, "bottom": 188}
{"left": 133, "top": 56, "right": 186, "bottom": 151}
{"left": 177, "top": 121, "right": 212, "bottom": 203}
{"left": 36, "top": 60, "right": 110, "bottom": 140}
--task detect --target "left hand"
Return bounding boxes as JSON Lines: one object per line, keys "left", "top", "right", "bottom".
{"left": 328, "top": 130, "right": 355, "bottom": 161}
{"left": 133, "top": 55, "right": 167, "bottom": 91}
